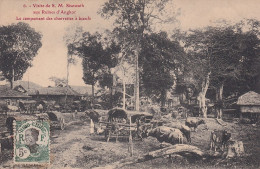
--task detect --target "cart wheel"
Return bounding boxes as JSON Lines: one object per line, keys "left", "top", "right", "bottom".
{"left": 60, "top": 118, "right": 65, "bottom": 130}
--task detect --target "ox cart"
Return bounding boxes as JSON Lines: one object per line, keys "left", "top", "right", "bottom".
{"left": 47, "top": 111, "right": 66, "bottom": 130}
{"left": 99, "top": 108, "right": 153, "bottom": 142}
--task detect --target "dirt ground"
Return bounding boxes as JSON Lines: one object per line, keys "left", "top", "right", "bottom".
{"left": 0, "top": 113, "right": 260, "bottom": 169}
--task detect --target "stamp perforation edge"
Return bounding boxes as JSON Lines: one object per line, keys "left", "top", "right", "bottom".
{"left": 13, "top": 120, "right": 50, "bottom": 166}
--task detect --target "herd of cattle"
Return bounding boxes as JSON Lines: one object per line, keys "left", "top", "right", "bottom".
{"left": 85, "top": 108, "right": 233, "bottom": 153}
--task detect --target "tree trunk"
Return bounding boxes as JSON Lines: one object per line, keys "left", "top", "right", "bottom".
{"left": 161, "top": 89, "right": 166, "bottom": 107}
{"left": 91, "top": 83, "right": 95, "bottom": 108}
{"left": 9, "top": 79, "right": 13, "bottom": 89}
{"left": 134, "top": 49, "right": 139, "bottom": 111}
{"left": 216, "top": 82, "right": 224, "bottom": 119}
{"left": 92, "top": 84, "right": 94, "bottom": 98}
{"left": 65, "top": 58, "right": 70, "bottom": 108}
{"left": 197, "top": 72, "right": 211, "bottom": 118}
{"left": 11, "top": 67, "right": 15, "bottom": 89}
{"left": 226, "top": 140, "right": 244, "bottom": 158}
{"left": 110, "top": 86, "right": 113, "bottom": 109}
{"left": 108, "top": 69, "right": 113, "bottom": 109}
{"left": 93, "top": 144, "right": 204, "bottom": 169}
{"left": 123, "top": 74, "right": 126, "bottom": 109}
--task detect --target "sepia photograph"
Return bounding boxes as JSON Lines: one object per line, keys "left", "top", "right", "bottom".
{"left": 0, "top": 0, "right": 260, "bottom": 168}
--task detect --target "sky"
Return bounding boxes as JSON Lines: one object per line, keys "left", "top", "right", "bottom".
{"left": 0, "top": 0, "right": 260, "bottom": 87}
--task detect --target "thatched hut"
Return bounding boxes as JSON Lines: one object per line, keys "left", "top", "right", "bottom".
{"left": 237, "top": 91, "right": 260, "bottom": 120}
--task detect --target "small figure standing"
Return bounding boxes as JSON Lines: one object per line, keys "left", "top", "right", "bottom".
{"left": 72, "top": 109, "right": 77, "bottom": 119}
{"left": 90, "top": 119, "right": 94, "bottom": 135}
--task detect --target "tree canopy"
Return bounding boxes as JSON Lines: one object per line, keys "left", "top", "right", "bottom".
{"left": 68, "top": 31, "right": 120, "bottom": 98}
{"left": 100, "top": 0, "right": 178, "bottom": 110}
{"left": 182, "top": 19, "right": 260, "bottom": 118}
{"left": 0, "top": 22, "right": 42, "bottom": 88}
{"left": 140, "top": 32, "right": 184, "bottom": 106}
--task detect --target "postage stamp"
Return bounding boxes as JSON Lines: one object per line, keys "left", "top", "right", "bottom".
{"left": 13, "top": 120, "right": 50, "bottom": 164}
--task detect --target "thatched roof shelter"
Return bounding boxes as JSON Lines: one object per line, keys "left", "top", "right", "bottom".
{"left": 237, "top": 91, "right": 260, "bottom": 106}
{"left": 237, "top": 91, "right": 260, "bottom": 114}
{"left": 0, "top": 85, "right": 30, "bottom": 99}
{"left": 27, "top": 86, "right": 81, "bottom": 96}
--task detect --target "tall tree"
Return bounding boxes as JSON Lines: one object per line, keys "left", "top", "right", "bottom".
{"left": 184, "top": 20, "right": 260, "bottom": 118}
{"left": 184, "top": 26, "right": 240, "bottom": 118}
{"left": 211, "top": 21, "right": 260, "bottom": 118}
{"left": 64, "top": 26, "right": 82, "bottom": 85}
{"left": 63, "top": 26, "right": 83, "bottom": 106}
{"left": 232, "top": 19, "right": 260, "bottom": 95}
{"left": 69, "top": 32, "right": 120, "bottom": 102}
{"left": 0, "top": 22, "right": 42, "bottom": 89}
{"left": 140, "top": 32, "right": 184, "bottom": 106}
{"left": 100, "top": 0, "right": 178, "bottom": 111}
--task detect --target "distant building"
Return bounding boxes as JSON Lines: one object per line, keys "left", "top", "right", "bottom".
{"left": 27, "top": 86, "right": 81, "bottom": 105}
{"left": 70, "top": 85, "right": 99, "bottom": 101}
{"left": 237, "top": 91, "right": 260, "bottom": 119}
{"left": 0, "top": 85, "right": 31, "bottom": 106}
{"left": 13, "top": 85, "right": 27, "bottom": 93}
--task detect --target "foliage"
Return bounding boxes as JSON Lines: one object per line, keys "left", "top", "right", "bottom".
{"left": 180, "top": 19, "right": 260, "bottom": 118}
{"left": 98, "top": 91, "right": 123, "bottom": 109}
{"left": 100, "top": 0, "right": 178, "bottom": 110}
{"left": 101, "top": 0, "right": 179, "bottom": 63}
{"left": 0, "top": 22, "right": 42, "bottom": 88}
{"left": 183, "top": 22, "right": 259, "bottom": 94}
{"left": 100, "top": 0, "right": 176, "bottom": 31}
{"left": 229, "top": 19, "right": 260, "bottom": 95}
{"left": 140, "top": 32, "right": 184, "bottom": 105}
{"left": 98, "top": 72, "right": 113, "bottom": 89}
{"left": 68, "top": 31, "right": 120, "bottom": 96}
{"left": 64, "top": 25, "right": 83, "bottom": 65}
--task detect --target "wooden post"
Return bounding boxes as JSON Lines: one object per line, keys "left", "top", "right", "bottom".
{"left": 90, "top": 119, "right": 94, "bottom": 135}
{"left": 134, "top": 49, "right": 139, "bottom": 111}
{"left": 123, "top": 70, "right": 126, "bottom": 110}
{"left": 239, "top": 109, "right": 243, "bottom": 120}
{"left": 128, "top": 115, "right": 133, "bottom": 156}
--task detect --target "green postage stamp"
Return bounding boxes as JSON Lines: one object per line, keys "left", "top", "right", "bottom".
{"left": 14, "top": 120, "right": 50, "bottom": 164}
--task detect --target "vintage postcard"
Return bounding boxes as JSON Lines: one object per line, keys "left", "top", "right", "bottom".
{"left": 0, "top": 0, "right": 260, "bottom": 168}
